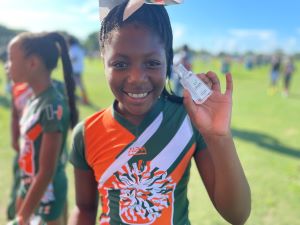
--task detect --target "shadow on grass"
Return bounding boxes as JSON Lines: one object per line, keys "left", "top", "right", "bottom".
{"left": 0, "top": 95, "right": 10, "bottom": 108}
{"left": 232, "top": 128, "right": 300, "bottom": 159}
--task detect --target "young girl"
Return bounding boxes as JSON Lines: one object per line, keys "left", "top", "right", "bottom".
{"left": 69, "top": 1, "right": 251, "bottom": 225}
{"left": 6, "top": 31, "right": 78, "bottom": 225}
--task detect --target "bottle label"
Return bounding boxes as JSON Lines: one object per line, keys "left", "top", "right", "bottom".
{"left": 182, "top": 74, "right": 212, "bottom": 104}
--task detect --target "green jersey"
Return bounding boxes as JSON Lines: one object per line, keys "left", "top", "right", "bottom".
{"left": 70, "top": 97, "right": 206, "bottom": 225}
{"left": 18, "top": 85, "right": 69, "bottom": 217}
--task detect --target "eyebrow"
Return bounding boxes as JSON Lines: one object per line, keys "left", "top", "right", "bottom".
{"left": 112, "top": 51, "right": 164, "bottom": 58}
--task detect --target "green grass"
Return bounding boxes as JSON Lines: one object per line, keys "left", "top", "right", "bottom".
{"left": 1, "top": 58, "right": 300, "bottom": 225}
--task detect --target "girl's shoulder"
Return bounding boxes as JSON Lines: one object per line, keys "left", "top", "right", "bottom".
{"left": 36, "top": 87, "right": 66, "bottom": 115}
{"left": 162, "top": 97, "right": 187, "bottom": 115}
{"left": 84, "top": 107, "right": 111, "bottom": 126}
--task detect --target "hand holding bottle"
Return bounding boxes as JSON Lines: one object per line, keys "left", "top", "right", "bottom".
{"left": 182, "top": 70, "right": 233, "bottom": 137}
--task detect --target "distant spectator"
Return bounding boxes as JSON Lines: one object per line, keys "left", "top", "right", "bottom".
{"left": 244, "top": 55, "right": 254, "bottom": 70}
{"left": 268, "top": 55, "right": 281, "bottom": 95}
{"left": 221, "top": 55, "right": 231, "bottom": 74}
{"left": 282, "top": 57, "right": 295, "bottom": 97}
{"left": 172, "top": 44, "right": 193, "bottom": 96}
{"left": 68, "top": 36, "right": 90, "bottom": 104}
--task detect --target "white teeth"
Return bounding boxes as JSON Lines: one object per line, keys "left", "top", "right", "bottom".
{"left": 128, "top": 92, "right": 148, "bottom": 98}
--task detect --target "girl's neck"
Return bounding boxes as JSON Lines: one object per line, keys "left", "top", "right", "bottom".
{"left": 28, "top": 75, "right": 52, "bottom": 97}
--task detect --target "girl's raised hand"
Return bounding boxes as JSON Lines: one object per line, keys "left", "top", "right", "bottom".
{"left": 183, "top": 72, "right": 233, "bottom": 137}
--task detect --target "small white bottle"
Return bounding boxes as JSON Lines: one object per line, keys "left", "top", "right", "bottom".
{"left": 173, "top": 64, "right": 212, "bottom": 104}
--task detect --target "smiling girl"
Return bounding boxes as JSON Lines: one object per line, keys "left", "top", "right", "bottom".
{"left": 68, "top": 1, "right": 251, "bottom": 225}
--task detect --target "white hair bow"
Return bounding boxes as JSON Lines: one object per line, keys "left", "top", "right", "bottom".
{"left": 99, "top": 0, "right": 183, "bottom": 21}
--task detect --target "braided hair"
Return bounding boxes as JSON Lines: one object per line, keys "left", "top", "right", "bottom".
{"left": 17, "top": 32, "right": 79, "bottom": 128}
{"left": 100, "top": 0, "right": 182, "bottom": 103}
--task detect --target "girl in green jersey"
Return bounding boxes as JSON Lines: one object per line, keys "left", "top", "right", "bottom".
{"left": 7, "top": 32, "right": 78, "bottom": 225}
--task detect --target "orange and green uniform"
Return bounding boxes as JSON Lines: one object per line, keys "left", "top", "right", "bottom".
{"left": 18, "top": 85, "right": 69, "bottom": 221}
{"left": 12, "top": 83, "right": 33, "bottom": 116}
{"left": 70, "top": 97, "right": 206, "bottom": 225}
{"left": 7, "top": 83, "right": 33, "bottom": 220}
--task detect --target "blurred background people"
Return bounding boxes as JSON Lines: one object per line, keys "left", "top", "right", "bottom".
{"left": 172, "top": 44, "right": 193, "bottom": 96}
{"left": 268, "top": 54, "right": 282, "bottom": 95}
{"left": 282, "top": 57, "right": 295, "bottom": 97}
{"left": 221, "top": 54, "right": 231, "bottom": 74}
{"left": 68, "top": 36, "right": 90, "bottom": 105}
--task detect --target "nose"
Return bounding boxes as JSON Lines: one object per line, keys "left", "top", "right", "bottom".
{"left": 127, "top": 65, "right": 147, "bottom": 84}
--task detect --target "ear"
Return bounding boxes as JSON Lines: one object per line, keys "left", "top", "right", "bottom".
{"left": 27, "top": 54, "right": 40, "bottom": 70}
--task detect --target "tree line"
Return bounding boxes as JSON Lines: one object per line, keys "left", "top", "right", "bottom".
{"left": 0, "top": 24, "right": 100, "bottom": 61}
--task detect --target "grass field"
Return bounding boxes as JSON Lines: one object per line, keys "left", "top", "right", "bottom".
{"left": 0, "top": 58, "right": 300, "bottom": 225}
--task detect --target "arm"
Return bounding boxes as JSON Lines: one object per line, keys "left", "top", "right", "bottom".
{"left": 184, "top": 72, "right": 251, "bottom": 225}
{"left": 16, "top": 132, "right": 62, "bottom": 223}
{"left": 194, "top": 137, "right": 250, "bottom": 225}
{"left": 68, "top": 168, "right": 98, "bottom": 225}
{"left": 11, "top": 98, "right": 20, "bottom": 152}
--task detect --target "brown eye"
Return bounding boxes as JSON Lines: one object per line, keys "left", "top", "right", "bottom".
{"left": 145, "top": 60, "right": 161, "bottom": 69}
{"left": 112, "top": 61, "right": 128, "bottom": 70}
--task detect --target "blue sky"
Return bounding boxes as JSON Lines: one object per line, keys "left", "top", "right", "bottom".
{"left": 1, "top": 0, "right": 300, "bottom": 53}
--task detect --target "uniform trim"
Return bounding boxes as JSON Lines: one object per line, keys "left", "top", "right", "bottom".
{"left": 98, "top": 112, "right": 163, "bottom": 188}
{"left": 151, "top": 115, "right": 193, "bottom": 171}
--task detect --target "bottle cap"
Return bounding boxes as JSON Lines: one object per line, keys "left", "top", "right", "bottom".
{"left": 173, "top": 63, "right": 188, "bottom": 78}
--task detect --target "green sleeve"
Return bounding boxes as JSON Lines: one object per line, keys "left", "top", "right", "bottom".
{"left": 69, "top": 121, "right": 91, "bottom": 170}
{"left": 40, "top": 102, "right": 64, "bottom": 133}
{"left": 52, "top": 79, "right": 67, "bottom": 99}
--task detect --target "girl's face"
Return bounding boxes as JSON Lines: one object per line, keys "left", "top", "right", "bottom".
{"left": 7, "top": 39, "right": 30, "bottom": 83}
{"left": 102, "top": 23, "right": 167, "bottom": 125}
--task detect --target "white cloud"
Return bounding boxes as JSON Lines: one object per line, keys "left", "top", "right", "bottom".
{"left": 68, "top": 0, "right": 98, "bottom": 16}
{"left": 206, "top": 29, "right": 300, "bottom": 54}
{"left": 229, "top": 29, "right": 275, "bottom": 40}
{"left": 209, "top": 37, "right": 240, "bottom": 53}
{"left": 171, "top": 23, "right": 187, "bottom": 48}
{"left": 217, "top": 29, "right": 278, "bottom": 53}
{"left": 280, "top": 37, "right": 298, "bottom": 53}
{"left": 0, "top": 1, "right": 99, "bottom": 39}
{"left": 171, "top": 27, "right": 290, "bottom": 53}
{"left": 0, "top": 10, "right": 66, "bottom": 29}
{"left": 63, "top": 1, "right": 100, "bottom": 30}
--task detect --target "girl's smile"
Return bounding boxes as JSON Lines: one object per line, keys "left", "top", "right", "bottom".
{"left": 124, "top": 90, "right": 152, "bottom": 100}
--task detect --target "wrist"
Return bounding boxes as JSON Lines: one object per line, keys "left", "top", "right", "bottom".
{"left": 203, "top": 132, "right": 233, "bottom": 146}
{"left": 203, "top": 130, "right": 232, "bottom": 139}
